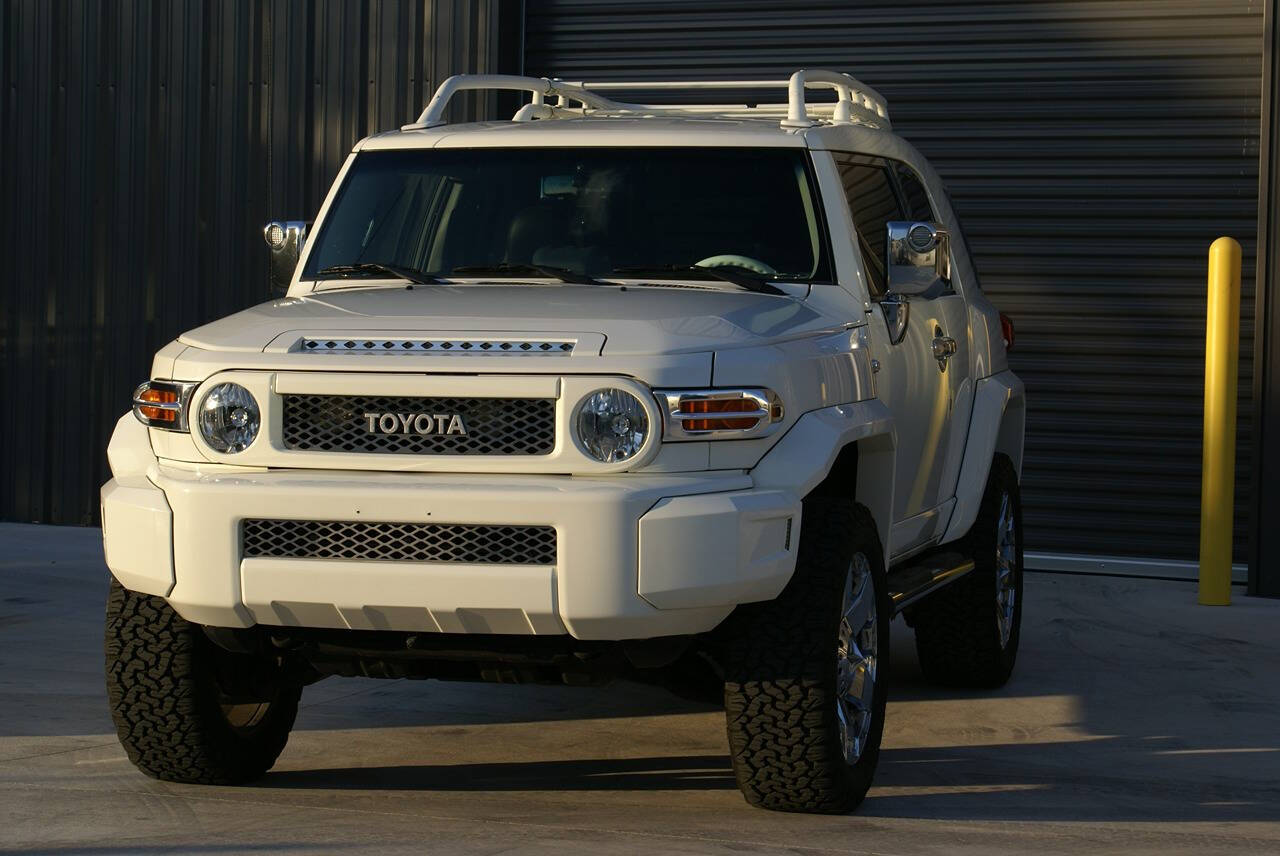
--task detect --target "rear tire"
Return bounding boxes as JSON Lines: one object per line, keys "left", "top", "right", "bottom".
{"left": 722, "top": 498, "right": 890, "bottom": 813}
{"left": 909, "top": 454, "right": 1023, "bottom": 688}
{"left": 104, "top": 578, "right": 300, "bottom": 784}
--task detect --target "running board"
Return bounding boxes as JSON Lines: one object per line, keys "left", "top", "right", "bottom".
{"left": 887, "top": 552, "right": 975, "bottom": 613}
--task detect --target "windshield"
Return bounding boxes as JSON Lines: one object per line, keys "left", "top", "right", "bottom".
{"left": 302, "top": 147, "right": 831, "bottom": 283}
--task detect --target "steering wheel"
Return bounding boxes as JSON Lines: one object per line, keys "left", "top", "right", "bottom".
{"left": 694, "top": 254, "right": 778, "bottom": 276}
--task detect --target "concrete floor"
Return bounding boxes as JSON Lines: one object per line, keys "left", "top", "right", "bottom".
{"left": 1, "top": 522, "right": 1278, "bottom": 855}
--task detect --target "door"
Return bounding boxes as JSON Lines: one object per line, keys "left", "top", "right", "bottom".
{"left": 834, "top": 154, "right": 972, "bottom": 557}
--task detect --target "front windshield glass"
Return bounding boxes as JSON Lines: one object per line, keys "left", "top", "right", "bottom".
{"left": 302, "top": 147, "right": 831, "bottom": 282}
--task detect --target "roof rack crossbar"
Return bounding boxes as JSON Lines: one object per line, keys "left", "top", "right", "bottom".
{"left": 403, "top": 74, "right": 638, "bottom": 130}
{"left": 403, "top": 69, "right": 890, "bottom": 132}
{"left": 781, "top": 69, "right": 889, "bottom": 128}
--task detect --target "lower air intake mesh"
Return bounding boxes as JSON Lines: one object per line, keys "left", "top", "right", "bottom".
{"left": 241, "top": 519, "right": 557, "bottom": 565}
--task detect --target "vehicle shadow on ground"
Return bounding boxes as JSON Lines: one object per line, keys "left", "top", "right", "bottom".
{"left": 866, "top": 740, "right": 1280, "bottom": 823}
{"left": 264, "top": 610, "right": 1280, "bottom": 824}
{"left": 261, "top": 740, "right": 1280, "bottom": 824}
{"left": 266, "top": 754, "right": 736, "bottom": 792}
{"left": 289, "top": 676, "right": 722, "bottom": 732}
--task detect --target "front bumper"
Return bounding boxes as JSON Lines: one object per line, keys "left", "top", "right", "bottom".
{"left": 102, "top": 463, "right": 800, "bottom": 640}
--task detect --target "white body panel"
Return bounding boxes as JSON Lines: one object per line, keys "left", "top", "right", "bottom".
{"left": 103, "top": 409, "right": 884, "bottom": 640}
{"left": 940, "top": 370, "right": 1026, "bottom": 543}
{"left": 103, "top": 92, "right": 1022, "bottom": 641}
{"left": 866, "top": 293, "right": 974, "bottom": 558}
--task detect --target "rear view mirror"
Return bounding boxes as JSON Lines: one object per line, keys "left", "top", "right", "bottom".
{"left": 886, "top": 221, "right": 950, "bottom": 297}
{"left": 540, "top": 174, "right": 578, "bottom": 197}
{"left": 263, "top": 220, "right": 309, "bottom": 296}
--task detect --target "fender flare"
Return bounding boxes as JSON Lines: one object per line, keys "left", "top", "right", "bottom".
{"left": 939, "top": 370, "right": 1025, "bottom": 544}
{"left": 107, "top": 411, "right": 157, "bottom": 480}
{"left": 101, "top": 413, "right": 175, "bottom": 598}
{"left": 752, "top": 400, "right": 897, "bottom": 568}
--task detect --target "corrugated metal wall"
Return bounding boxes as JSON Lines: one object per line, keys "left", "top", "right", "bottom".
{"left": 0, "top": 0, "right": 513, "bottom": 524}
{"left": 2, "top": 0, "right": 1265, "bottom": 568}
{"left": 1254, "top": 0, "right": 1279, "bottom": 597}
{"left": 525, "top": 0, "right": 1264, "bottom": 564}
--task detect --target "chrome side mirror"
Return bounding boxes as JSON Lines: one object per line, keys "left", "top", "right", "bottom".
{"left": 880, "top": 292, "right": 909, "bottom": 345}
{"left": 263, "top": 221, "right": 309, "bottom": 296}
{"left": 886, "top": 220, "right": 950, "bottom": 297}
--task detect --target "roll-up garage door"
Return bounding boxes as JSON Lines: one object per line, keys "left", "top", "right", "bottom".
{"left": 524, "top": 0, "right": 1263, "bottom": 570}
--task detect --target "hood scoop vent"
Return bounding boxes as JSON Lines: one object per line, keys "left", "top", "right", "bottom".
{"left": 298, "top": 337, "right": 576, "bottom": 355}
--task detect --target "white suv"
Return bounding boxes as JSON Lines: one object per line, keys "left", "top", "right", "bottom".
{"left": 101, "top": 70, "right": 1025, "bottom": 813}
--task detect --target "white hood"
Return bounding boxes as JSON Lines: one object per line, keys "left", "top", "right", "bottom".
{"left": 178, "top": 283, "right": 840, "bottom": 356}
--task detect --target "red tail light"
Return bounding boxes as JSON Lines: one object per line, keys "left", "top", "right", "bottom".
{"left": 999, "top": 312, "right": 1015, "bottom": 352}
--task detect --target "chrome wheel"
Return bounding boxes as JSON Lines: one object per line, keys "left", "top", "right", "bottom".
{"left": 995, "top": 490, "right": 1018, "bottom": 648}
{"left": 221, "top": 701, "right": 271, "bottom": 731}
{"left": 836, "top": 552, "right": 878, "bottom": 766}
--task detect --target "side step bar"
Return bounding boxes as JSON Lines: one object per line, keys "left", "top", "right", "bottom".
{"left": 887, "top": 551, "right": 975, "bottom": 613}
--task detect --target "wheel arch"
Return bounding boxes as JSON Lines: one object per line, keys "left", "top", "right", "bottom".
{"left": 996, "top": 390, "right": 1026, "bottom": 479}
{"left": 752, "top": 401, "right": 897, "bottom": 569}
{"left": 939, "top": 370, "right": 1025, "bottom": 544}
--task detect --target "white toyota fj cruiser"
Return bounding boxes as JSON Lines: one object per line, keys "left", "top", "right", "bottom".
{"left": 101, "top": 70, "right": 1025, "bottom": 813}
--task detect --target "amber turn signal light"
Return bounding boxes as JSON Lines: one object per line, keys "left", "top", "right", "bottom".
{"left": 135, "top": 387, "right": 179, "bottom": 422}
{"left": 132, "top": 380, "right": 198, "bottom": 431}
{"left": 654, "top": 388, "right": 784, "bottom": 440}
{"left": 679, "top": 397, "right": 760, "bottom": 431}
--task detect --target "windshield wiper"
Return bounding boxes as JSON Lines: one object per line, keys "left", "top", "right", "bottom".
{"left": 316, "top": 262, "right": 446, "bottom": 285}
{"left": 452, "top": 263, "right": 605, "bottom": 286}
{"left": 611, "top": 265, "right": 787, "bottom": 296}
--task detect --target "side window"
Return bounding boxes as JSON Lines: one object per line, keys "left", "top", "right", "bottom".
{"left": 892, "top": 162, "right": 935, "bottom": 222}
{"left": 834, "top": 154, "right": 898, "bottom": 298}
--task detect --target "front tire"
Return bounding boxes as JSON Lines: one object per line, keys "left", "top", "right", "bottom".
{"left": 104, "top": 578, "right": 301, "bottom": 784}
{"left": 722, "top": 498, "right": 890, "bottom": 813}
{"left": 909, "top": 454, "right": 1024, "bottom": 688}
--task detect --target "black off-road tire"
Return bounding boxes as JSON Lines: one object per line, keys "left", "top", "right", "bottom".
{"left": 722, "top": 498, "right": 890, "bottom": 813}
{"left": 104, "top": 578, "right": 301, "bottom": 784}
{"left": 909, "top": 454, "right": 1024, "bottom": 688}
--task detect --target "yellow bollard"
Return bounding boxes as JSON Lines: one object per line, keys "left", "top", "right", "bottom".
{"left": 1198, "top": 237, "right": 1242, "bottom": 606}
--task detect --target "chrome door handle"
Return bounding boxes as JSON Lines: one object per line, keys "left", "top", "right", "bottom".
{"left": 932, "top": 335, "right": 957, "bottom": 368}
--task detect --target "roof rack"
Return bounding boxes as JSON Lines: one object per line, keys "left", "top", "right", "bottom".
{"left": 401, "top": 69, "right": 890, "bottom": 132}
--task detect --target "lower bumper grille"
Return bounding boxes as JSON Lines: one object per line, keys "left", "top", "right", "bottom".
{"left": 241, "top": 519, "right": 557, "bottom": 566}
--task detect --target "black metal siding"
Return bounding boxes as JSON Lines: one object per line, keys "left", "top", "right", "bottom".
{"left": 525, "top": 0, "right": 1264, "bottom": 564}
{"left": 0, "top": 0, "right": 514, "bottom": 525}
{"left": 1253, "top": 0, "right": 1279, "bottom": 597}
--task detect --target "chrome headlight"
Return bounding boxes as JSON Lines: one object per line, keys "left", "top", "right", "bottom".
{"left": 197, "top": 383, "right": 261, "bottom": 453}
{"left": 575, "top": 388, "right": 649, "bottom": 463}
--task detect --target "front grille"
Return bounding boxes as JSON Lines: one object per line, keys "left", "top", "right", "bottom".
{"left": 242, "top": 519, "right": 557, "bottom": 565}
{"left": 282, "top": 394, "right": 555, "bottom": 455}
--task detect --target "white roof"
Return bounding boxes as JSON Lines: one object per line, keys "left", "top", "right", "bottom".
{"left": 358, "top": 116, "right": 815, "bottom": 151}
